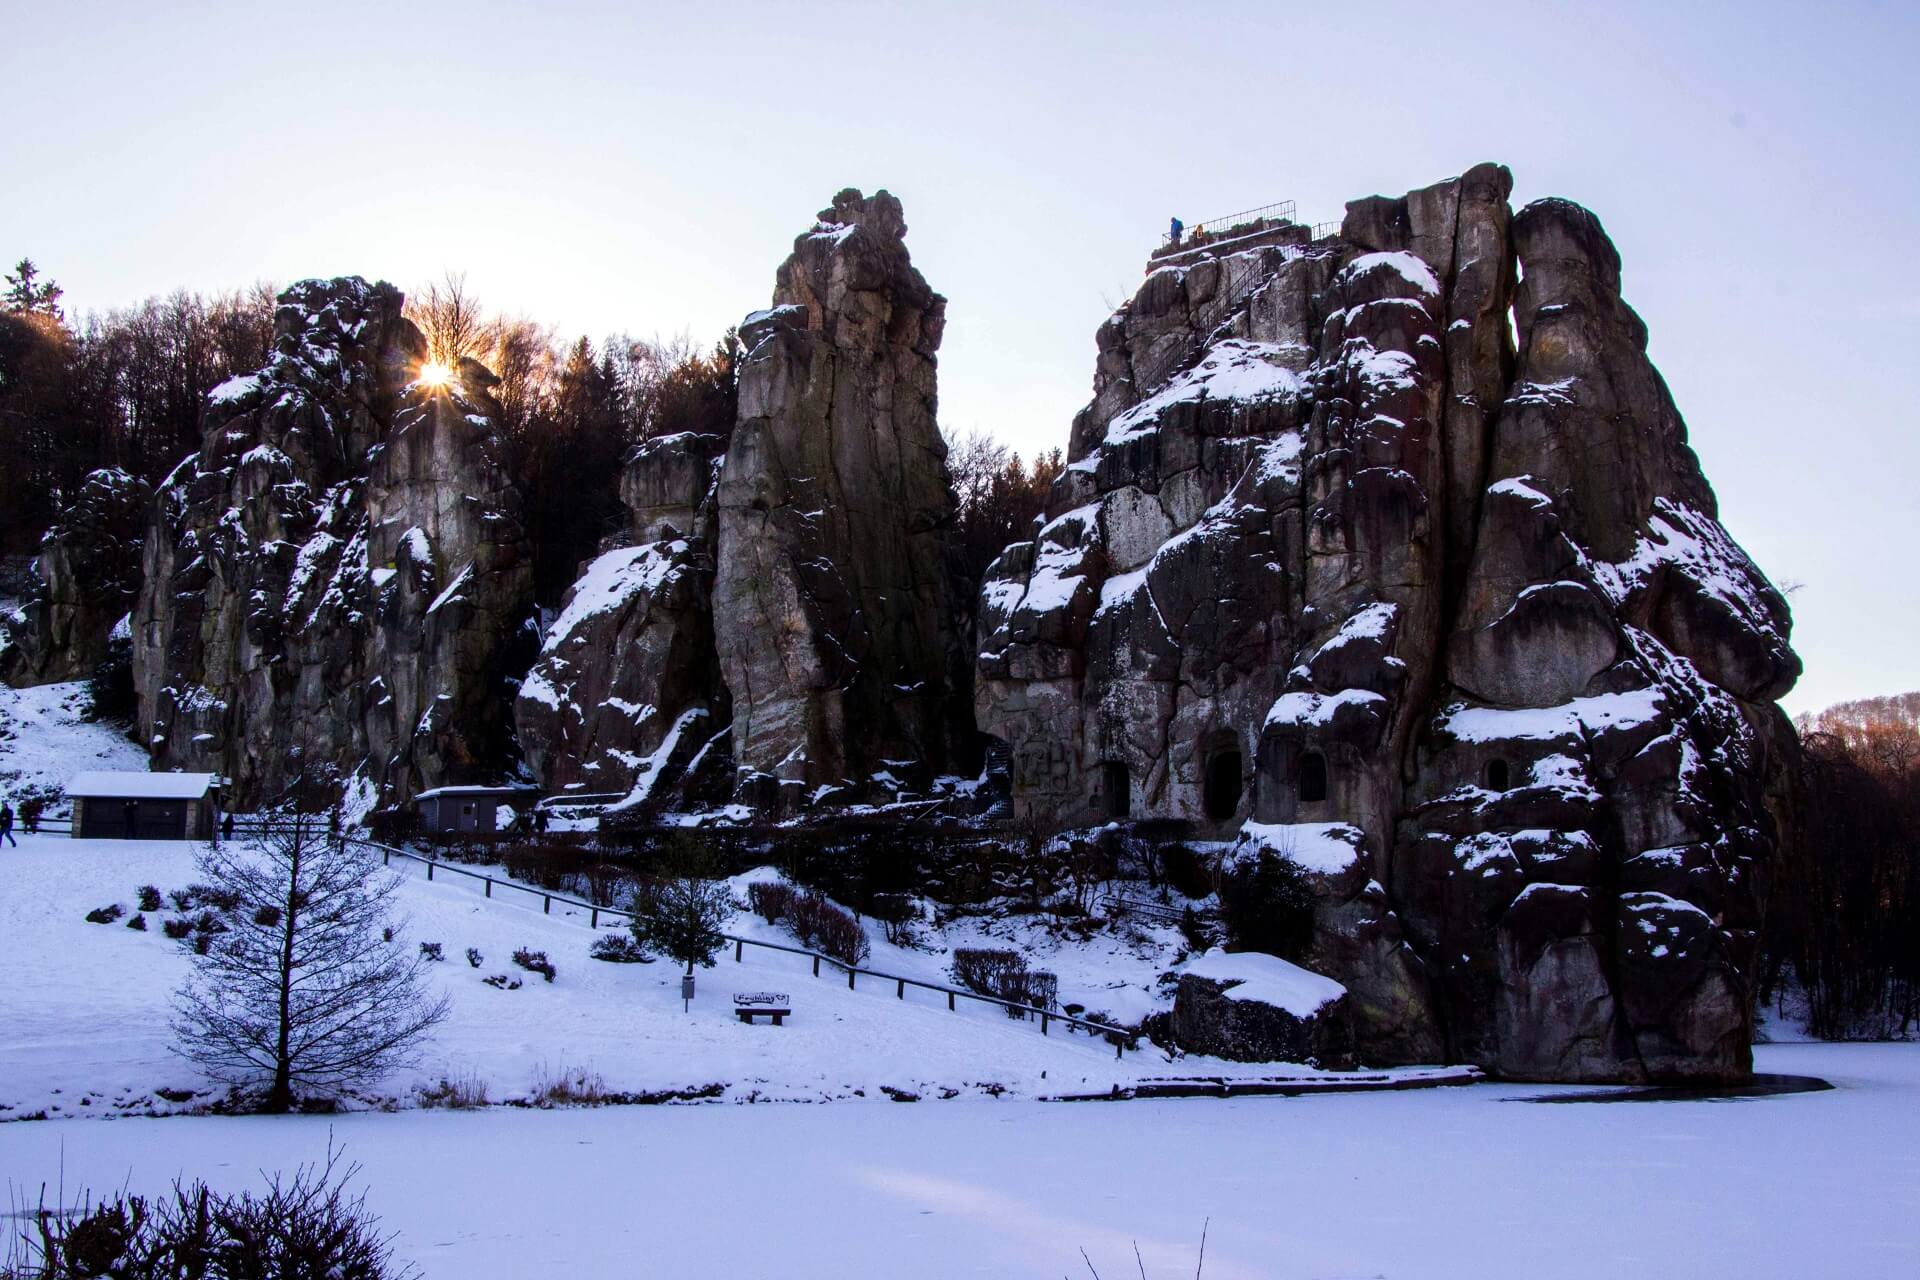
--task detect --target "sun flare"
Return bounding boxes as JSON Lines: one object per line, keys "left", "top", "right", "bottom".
{"left": 417, "top": 360, "right": 455, "bottom": 389}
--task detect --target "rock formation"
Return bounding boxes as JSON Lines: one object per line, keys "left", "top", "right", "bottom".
{"left": 975, "top": 164, "right": 1800, "bottom": 1082}
{"left": 514, "top": 429, "right": 731, "bottom": 809}
{"left": 712, "top": 189, "right": 973, "bottom": 807}
{"left": 131, "top": 277, "right": 534, "bottom": 809}
{"left": 2, "top": 468, "right": 152, "bottom": 685}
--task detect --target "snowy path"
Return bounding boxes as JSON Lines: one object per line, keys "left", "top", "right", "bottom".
{"left": 2, "top": 1042, "right": 1915, "bottom": 1278}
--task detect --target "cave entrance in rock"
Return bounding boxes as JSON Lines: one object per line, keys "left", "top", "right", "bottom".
{"left": 1485, "top": 758, "right": 1510, "bottom": 791}
{"left": 1099, "top": 761, "right": 1131, "bottom": 820}
{"left": 1202, "top": 746, "right": 1243, "bottom": 820}
{"left": 1298, "top": 750, "right": 1328, "bottom": 804}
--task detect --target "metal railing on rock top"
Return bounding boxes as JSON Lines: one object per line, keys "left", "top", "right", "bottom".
{"left": 347, "top": 836, "right": 1138, "bottom": 1058}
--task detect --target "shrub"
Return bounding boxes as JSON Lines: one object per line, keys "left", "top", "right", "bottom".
{"left": 481, "top": 973, "right": 522, "bottom": 990}
{"left": 7, "top": 1146, "right": 417, "bottom": 1278}
{"left": 126, "top": 913, "right": 147, "bottom": 932}
{"left": 950, "top": 947, "right": 1058, "bottom": 1018}
{"left": 951, "top": 947, "right": 1023, "bottom": 994}
{"left": 747, "top": 881, "right": 795, "bottom": 923}
{"left": 785, "top": 892, "right": 870, "bottom": 966}
{"left": 185, "top": 882, "right": 240, "bottom": 913}
{"left": 511, "top": 948, "right": 556, "bottom": 983}
{"left": 589, "top": 933, "right": 651, "bottom": 963}
{"left": 419, "top": 1073, "right": 488, "bottom": 1109}
{"left": 418, "top": 942, "right": 444, "bottom": 963}
{"left": 85, "top": 904, "right": 124, "bottom": 924}
{"left": 169, "top": 888, "right": 196, "bottom": 912}
{"left": 530, "top": 1062, "right": 607, "bottom": 1108}
{"left": 162, "top": 918, "right": 192, "bottom": 941}
{"left": 1218, "top": 850, "right": 1316, "bottom": 960}
{"left": 136, "top": 885, "right": 162, "bottom": 913}
{"left": 870, "top": 892, "right": 919, "bottom": 945}
{"left": 465, "top": 947, "right": 483, "bottom": 968}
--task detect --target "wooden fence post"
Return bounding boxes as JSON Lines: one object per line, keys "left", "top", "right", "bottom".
{"left": 896, "top": 978, "right": 905, "bottom": 1000}
{"left": 485, "top": 878, "right": 492, "bottom": 898}
{"left": 1041, "top": 1012, "right": 1050, "bottom": 1035}
{"left": 427, "top": 862, "right": 434, "bottom": 881}
{"left": 812, "top": 955, "right": 820, "bottom": 977}
{"left": 590, "top": 907, "right": 599, "bottom": 928}
{"left": 543, "top": 895, "right": 551, "bottom": 914}
{"left": 735, "top": 940, "right": 743, "bottom": 962}
{"left": 947, "top": 991, "right": 955, "bottom": 1011}
{"left": 847, "top": 968, "right": 855, "bottom": 990}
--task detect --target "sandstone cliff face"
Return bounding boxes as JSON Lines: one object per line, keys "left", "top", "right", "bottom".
{"left": 975, "top": 165, "right": 1799, "bottom": 1082}
{"left": 131, "top": 278, "right": 534, "bottom": 809}
{"left": 513, "top": 430, "right": 730, "bottom": 808}
{"left": 712, "top": 189, "right": 972, "bottom": 807}
{"left": 2, "top": 468, "right": 152, "bottom": 686}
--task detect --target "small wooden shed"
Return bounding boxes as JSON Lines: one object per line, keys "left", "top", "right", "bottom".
{"left": 412, "top": 785, "right": 534, "bottom": 835}
{"left": 69, "top": 771, "right": 221, "bottom": 840}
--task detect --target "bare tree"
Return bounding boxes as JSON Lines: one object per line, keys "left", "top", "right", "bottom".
{"left": 405, "top": 270, "right": 495, "bottom": 367}
{"left": 171, "top": 816, "right": 449, "bottom": 1111}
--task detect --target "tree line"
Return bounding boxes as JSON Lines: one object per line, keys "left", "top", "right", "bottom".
{"left": 1766, "top": 693, "right": 1920, "bottom": 1038}
{"left": 4, "top": 261, "right": 1066, "bottom": 613}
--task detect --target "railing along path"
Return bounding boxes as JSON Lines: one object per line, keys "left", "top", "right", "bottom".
{"left": 342, "top": 835, "right": 1137, "bottom": 1059}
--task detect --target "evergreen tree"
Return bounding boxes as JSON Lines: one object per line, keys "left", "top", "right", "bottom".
{"left": 3, "top": 258, "right": 63, "bottom": 317}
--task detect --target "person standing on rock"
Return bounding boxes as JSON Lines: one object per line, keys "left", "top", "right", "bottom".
{"left": 0, "top": 801, "right": 16, "bottom": 847}
{"left": 1169, "top": 216, "right": 1184, "bottom": 245}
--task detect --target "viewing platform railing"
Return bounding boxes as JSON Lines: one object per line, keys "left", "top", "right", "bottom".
{"left": 1165, "top": 198, "right": 1297, "bottom": 245}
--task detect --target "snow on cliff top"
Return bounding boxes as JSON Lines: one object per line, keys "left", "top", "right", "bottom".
{"left": 1181, "top": 949, "right": 1346, "bottom": 1016}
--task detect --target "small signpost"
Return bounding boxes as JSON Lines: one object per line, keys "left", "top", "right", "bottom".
{"left": 681, "top": 973, "right": 696, "bottom": 1012}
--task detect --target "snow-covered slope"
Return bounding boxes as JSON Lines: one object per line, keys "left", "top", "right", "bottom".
{"left": 0, "top": 836, "right": 1434, "bottom": 1119}
{"left": 0, "top": 680, "right": 146, "bottom": 811}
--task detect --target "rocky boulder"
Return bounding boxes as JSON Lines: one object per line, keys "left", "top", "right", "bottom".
{"left": 1169, "top": 949, "right": 1354, "bottom": 1066}
{"left": 2, "top": 468, "right": 152, "bottom": 686}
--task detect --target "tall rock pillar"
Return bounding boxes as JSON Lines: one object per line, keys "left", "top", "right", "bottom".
{"left": 714, "top": 189, "right": 970, "bottom": 806}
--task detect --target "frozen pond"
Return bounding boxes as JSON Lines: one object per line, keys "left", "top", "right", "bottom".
{"left": 4, "top": 1042, "right": 1915, "bottom": 1279}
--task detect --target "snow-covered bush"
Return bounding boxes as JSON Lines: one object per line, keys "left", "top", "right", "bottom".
{"left": 950, "top": 947, "right": 1058, "bottom": 1018}
{"left": 418, "top": 942, "right": 444, "bottom": 963}
{"left": 125, "top": 913, "right": 147, "bottom": 932}
{"left": 589, "top": 933, "right": 650, "bottom": 963}
{"left": 512, "top": 948, "right": 556, "bottom": 983}
{"left": 84, "top": 903, "right": 123, "bottom": 925}
{"left": 747, "top": 881, "right": 795, "bottom": 923}
{"left": 785, "top": 893, "right": 870, "bottom": 966}
{"left": 465, "top": 947, "right": 483, "bottom": 968}
{"left": 161, "top": 918, "right": 191, "bottom": 941}
{"left": 135, "top": 885, "right": 162, "bottom": 913}
{"left": 419, "top": 1073, "right": 488, "bottom": 1109}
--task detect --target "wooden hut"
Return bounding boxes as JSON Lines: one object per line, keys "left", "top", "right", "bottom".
{"left": 68, "top": 772, "right": 220, "bottom": 840}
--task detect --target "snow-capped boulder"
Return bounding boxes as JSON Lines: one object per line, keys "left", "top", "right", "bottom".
{"left": 2, "top": 468, "right": 152, "bottom": 686}
{"left": 131, "top": 278, "right": 533, "bottom": 809}
{"left": 976, "top": 164, "right": 1799, "bottom": 1083}
{"left": 712, "top": 189, "right": 972, "bottom": 809}
{"left": 1170, "top": 949, "right": 1353, "bottom": 1065}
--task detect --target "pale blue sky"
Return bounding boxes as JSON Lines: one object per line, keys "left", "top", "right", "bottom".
{"left": 7, "top": 0, "right": 1915, "bottom": 715}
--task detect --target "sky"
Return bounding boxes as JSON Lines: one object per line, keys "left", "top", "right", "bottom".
{"left": 5, "top": 0, "right": 1915, "bottom": 716}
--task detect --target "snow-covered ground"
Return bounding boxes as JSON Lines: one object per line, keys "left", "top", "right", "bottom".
{"left": 0, "top": 680, "right": 146, "bottom": 810}
{"left": 0, "top": 1043, "right": 1911, "bottom": 1278}
{"left": 0, "top": 834, "right": 1427, "bottom": 1120}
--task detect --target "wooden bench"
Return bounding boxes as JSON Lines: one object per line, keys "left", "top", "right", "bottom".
{"left": 734, "top": 992, "right": 791, "bottom": 1025}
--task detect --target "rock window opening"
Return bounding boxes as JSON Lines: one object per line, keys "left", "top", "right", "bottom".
{"left": 1099, "top": 761, "right": 1131, "bottom": 820}
{"left": 1203, "top": 748, "right": 1243, "bottom": 820}
{"left": 1485, "top": 758, "right": 1510, "bottom": 791}
{"left": 1298, "top": 751, "right": 1328, "bottom": 804}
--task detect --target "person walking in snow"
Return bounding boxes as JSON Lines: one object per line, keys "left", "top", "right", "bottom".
{"left": 1169, "top": 215, "right": 1184, "bottom": 245}
{"left": 0, "top": 802, "right": 16, "bottom": 847}
{"left": 221, "top": 812, "right": 235, "bottom": 842}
